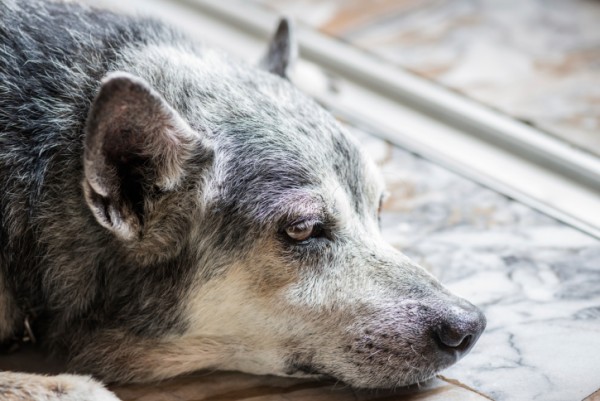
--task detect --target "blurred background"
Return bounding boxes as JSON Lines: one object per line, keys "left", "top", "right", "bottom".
{"left": 256, "top": 0, "right": 600, "bottom": 156}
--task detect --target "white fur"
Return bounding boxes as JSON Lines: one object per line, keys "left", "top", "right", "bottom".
{"left": 0, "top": 373, "right": 120, "bottom": 401}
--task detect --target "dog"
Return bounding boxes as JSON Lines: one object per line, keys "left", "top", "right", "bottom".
{"left": 0, "top": 0, "right": 486, "bottom": 399}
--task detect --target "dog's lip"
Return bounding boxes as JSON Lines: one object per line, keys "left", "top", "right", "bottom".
{"left": 291, "top": 366, "right": 439, "bottom": 390}
{"left": 286, "top": 362, "right": 324, "bottom": 376}
{"left": 287, "top": 351, "right": 446, "bottom": 389}
{"left": 285, "top": 362, "right": 340, "bottom": 382}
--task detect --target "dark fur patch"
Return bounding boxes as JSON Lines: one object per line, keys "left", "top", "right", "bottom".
{"left": 0, "top": 0, "right": 195, "bottom": 350}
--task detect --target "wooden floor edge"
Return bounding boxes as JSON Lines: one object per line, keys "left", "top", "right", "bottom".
{"left": 583, "top": 388, "right": 600, "bottom": 401}
{"left": 437, "top": 375, "right": 495, "bottom": 401}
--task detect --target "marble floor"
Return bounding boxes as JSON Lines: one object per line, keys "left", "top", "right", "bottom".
{"left": 255, "top": 0, "right": 600, "bottom": 157}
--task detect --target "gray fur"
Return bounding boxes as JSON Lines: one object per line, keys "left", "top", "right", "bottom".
{"left": 0, "top": 0, "right": 485, "bottom": 397}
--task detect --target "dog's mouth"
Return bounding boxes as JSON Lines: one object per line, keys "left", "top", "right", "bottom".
{"left": 284, "top": 361, "right": 336, "bottom": 381}
{"left": 284, "top": 352, "right": 330, "bottom": 378}
{"left": 284, "top": 356, "right": 440, "bottom": 389}
{"left": 283, "top": 347, "right": 444, "bottom": 389}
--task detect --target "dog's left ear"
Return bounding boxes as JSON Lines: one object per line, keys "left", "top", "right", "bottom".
{"left": 260, "top": 17, "right": 297, "bottom": 79}
{"left": 83, "top": 72, "right": 197, "bottom": 240}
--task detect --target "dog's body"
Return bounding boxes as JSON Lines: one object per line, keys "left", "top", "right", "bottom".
{"left": 0, "top": 1, "right": 485, "bottom": 399}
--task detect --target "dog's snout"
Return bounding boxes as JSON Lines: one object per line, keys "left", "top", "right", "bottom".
{"left": 434, "top": 302, "right": 486, "bottom": 358}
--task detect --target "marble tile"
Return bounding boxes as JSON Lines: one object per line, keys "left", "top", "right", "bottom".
{"left": 352, "top": 128, "right": 600, "bottom": 401}
{"left": 255, "top": 0, "right": 600, "bottom": 156}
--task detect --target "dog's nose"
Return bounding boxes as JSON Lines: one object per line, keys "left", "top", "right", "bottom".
{"left": 434, "top": 301, "right": 486, "bottom": 358}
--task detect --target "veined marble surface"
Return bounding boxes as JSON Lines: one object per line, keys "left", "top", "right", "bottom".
{"left": 255, "top": 0, "right": 600, "bottom": 157}
{"left": 354, "top": 128, "right": 600, "bottom": 401}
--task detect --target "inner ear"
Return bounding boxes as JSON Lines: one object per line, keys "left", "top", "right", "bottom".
{"left": 260, "top": 17, "right": 297, "bottom": 79}
{"left": 83, "top": 72, "right": 196, "bottom": 240}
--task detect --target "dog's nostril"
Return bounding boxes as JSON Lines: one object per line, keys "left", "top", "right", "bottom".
{"left": 456, "top": 334, "right": 473, "bottom": 352}
{"left": 434, "top": 304, "right": 486, "bottom": 357}
{"left": 436, "top": 324, "right": 473, "bottom": 350}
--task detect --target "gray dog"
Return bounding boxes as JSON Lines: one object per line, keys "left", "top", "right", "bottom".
{"left": 0, "top": 0, "right": 486, "bottom": 399}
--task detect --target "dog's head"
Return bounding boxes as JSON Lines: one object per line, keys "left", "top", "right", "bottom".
{"left": 82, "top": 19, "right": 485, "bottom": 388}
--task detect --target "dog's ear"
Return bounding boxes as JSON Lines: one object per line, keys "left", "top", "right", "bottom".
{"left": 83, "top": 72, "right": 196, "bottom": 240}
{"left": 260, "top": 17, "right": 297, "bottom": 79}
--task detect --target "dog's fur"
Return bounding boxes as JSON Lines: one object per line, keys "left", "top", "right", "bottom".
{"left": 0, "top": 1, "right": 486, "bottom": 399}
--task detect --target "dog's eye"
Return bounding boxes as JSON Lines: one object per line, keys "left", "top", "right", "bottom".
{"left": 285, "top": 220, "right": 323, "bottom": 242}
